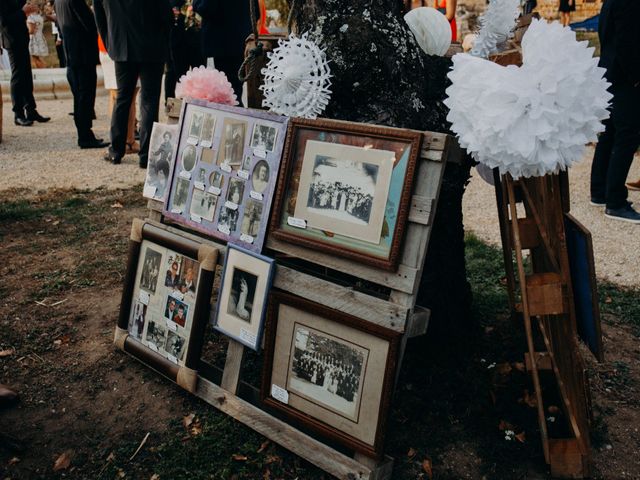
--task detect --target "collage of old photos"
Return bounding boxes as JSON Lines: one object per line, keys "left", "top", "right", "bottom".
{"left": 127, "top": 241, "right": 201, "bottom": 366}
{"left": 164, "top": 102, "right": 286, "bottom": 252}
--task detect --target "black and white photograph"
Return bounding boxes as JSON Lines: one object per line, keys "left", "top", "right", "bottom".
{"left": 188, "top": 111, "right": 204, "bottom": 140}
{"left": 143, "top": 123, "right": 178, "bottom": 201}
{"left": 241, "top": 200, "right": 263, "bottom": 238}
{"left": 128, "top": 301, "right": 147, "bottom": 340}
{"left": 164, "top": 295, "right": 189, "bottom": 328}
{"left": 226, "top": 267, "right": 258, "bottom": 322}
{"left": 251, "top": 160, "right": 270, "bottom": 194}
{"left": 288, "top": 326, "right": 368, "bottom": 420}
{"left": 197, "top": 168, "right": 207, "bottom": 184}
{"left": 200, "top": 113, "right": 216, "bottom": 144}
{"left": 172, "top": 178, "right": 191, "bottom": 213}
{"left": 241, "top": 154, "right": 252, "bottom": 172}
{"left": 217, "top": 119, "right": 247, "bottom": 166}
{"left": 139, "top": 247, "right": 162, "bottom": 294}
{"left": 190, "top": 188, "right": 217, "bottom": 222}
{"left": 251, "top": 123, "right": 278, "bottom": 152}
{"left": 218, "top": 206, "right": 239, "bottom": 233}
{"left": 165, "top": 331, "right": 186, "bottom": 362}
{"left": 226, "top": 178, "right": 245, "bottom": 205}
{"left": 210, "top": 171, "right": 224, "bottom": 190}
{"left": 181, "top": 145, "right": 197, "bottom": 172}
{"left": 145, "top": 320, "right": 167, "bottom": 351}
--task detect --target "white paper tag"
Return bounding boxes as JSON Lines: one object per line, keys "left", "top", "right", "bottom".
{"left": 200, "top": 140, "right": 212, "bottom": 148}
{"left": 171, "top": 291, "right": 185, "bottom": 301}
{"left": 271, "top": 384, "right": 289, "bottom": 404}
{"left": 237, "top": 170, "right": 250, "bottom": 180}
{"left": 220, "top": 163, "right": 232, "bottom": 173}
{"left": 138, "top": 290, "right": 150, "bottom": 305}
{"left": 190, "top": 214, "right": 202, "bottom": 223}
{"left": 186, "top": 136, "right": 198, "bottom": 145}
{"left": 179, "top": 170, "right": 191, "bottom": 180}
{"left": 148, "top": 342, "right": 158, "bottom": 352}
{"left": 166, "top": 320, "right": 178, "bottom": 332}
{"left": 287, "top": 217, "right": 307, "bottom": 229}
{"left": 166, "top": 353, "right": 178, "bottom": 364}
{"left": 250, "top": 191, "right": 264, "bottom": 201}
{"left": 239, "top": 328, "right": 257, "bottom": 347}
{"left": 240, "top": 233, "right": 254, "bottom": 244}
{"left": 208, "top": 186, "right": 222, "bottom": 196}
{"left": 224, "top": 201, "right": 238, "bottom": 210}
{"left": 253, "top": 147, "right": 267, "bottom": 159}
{"left": 171, "top": 207, "right": 183, "bottom": 214}
{"left": 218, "top": 224, "right": 231, "bottom": 235}
{"left": 193, "top": 181, "right": 205, "bottom": 191}
{"left": 143, "top": 184, "right": 157, "bottom": 198}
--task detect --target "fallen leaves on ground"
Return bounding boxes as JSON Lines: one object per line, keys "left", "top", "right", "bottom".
{"left": 231, "top": 454, "right": 248, "bottom": 461}
{"left": 53, "top": 451, "right": 73, "bottom": 471}
{"left": 8, "top": 457, "right": 20, "bottom": 465}
{"left": 0, "top": 348, "right": 15, "bottom": 357}
{"left": 257, "top": 440, "right": 270, "bottom": 453}
{"left": 422, "top": 459, "right": 433, "bottom": 479}
{"left": 182, "top": 413, "right": 202, "bottom": 436}
{"left": 515, "top": 431, "right": 526, "bottom": 443}
{"left": 407, "top": 447, "right": 417, "bottom": 458}
{"left": 111, "top": 202, "right": 124, "bottom": 209}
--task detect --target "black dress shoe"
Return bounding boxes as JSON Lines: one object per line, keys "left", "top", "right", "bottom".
{"left": 103, "top": 152, "right": 122, "bottom": 164}
{"left": 26, "top": 111, "right": 51, "bottom": 123}
{"left": 79, "top": 139, "right": 110, "bottom": 149}
{"left": 14, "top": 116, "right": 33, "bottom": 126}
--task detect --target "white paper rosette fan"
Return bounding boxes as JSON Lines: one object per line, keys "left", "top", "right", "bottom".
{"left": 444, "top": 20, "right": 612, "bottom": 179}
{"left": 471, "top": 0, "right": 520, "bottom": 58}
{"left": 404, "top": 7, "right": 451, "bottom": 57}
{"left": 260, "top": 33, "right": 332, "bottom": 119}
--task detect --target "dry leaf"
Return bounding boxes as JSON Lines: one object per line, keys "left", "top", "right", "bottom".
{"left": 512, "top": 362, "right": 526, "bottom": 372}
{"left": 0, "top": 349, "right": 15, "bottom": 358}
{"left": 262, "top": 468, "right": 271, "bottom": 480}
{"left": 53, "top": 451, "right": 73, "bottom": 471}
{"left": 257, "top": 440, "right": 270, "bottom": 453}
{"left": 231, "top": 454, "right": 247, "bottom": 461}
{"left": 265, "top": 455, "right": 280, "bottom": 464}
{"left": 150, "top": 474, "right": 160, "bottom": 480}
{"left": 106, "top": 452, "right": 116, "bottom": 463}
{"left": 111, "top": 202, "right": 124, "bottom": 209}
{"left": 182, "top": 413, "right": 195, "bottom": 429}
{"left": 117, "top": 469, "right": 126, "bottom": 478}
{"left": 498, "top": 420, "right": 514, "bottom": 432}
{"left": 407, "top": 447, "right": 417, "bottom": 458}
{"left": 604, "top": 296, "right": 612, "bottom": 304}
{"left": 422, "top": 459, "right": 433, "bottom": 479}
{"left": 515, "top": 431, "right": 526, "bottom": 443}
{"left": 9, "top": 457, "right": 20, "bottom": 465}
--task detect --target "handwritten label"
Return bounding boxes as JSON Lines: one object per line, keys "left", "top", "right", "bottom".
{"left": 253, "top": 147, "right": 267, "bottom": 159}
{"left": 143, "top": 184, "right": 157, "bottom": 199}
{"left": 186, "top": 136, "right": 198, "bottom": 146}
{"left": 147, "top": 342, "right": 158, "bottom": 352}
{"left": 200, "top": 140, "right": 212, "bottom": 148}
{"left": 179, "top": 170, "right": 191, "bottom": 180}
{"left": 271, "top": 384, "right": 289, "bottom": 404}
{"left": 166, "top": 353, "right": 178, "bottom": 364}
{"left": 218, "top": 224, "right": 231, "bottom": 235}
{"left": 193, "top": 181, "right": 206, "bottom": 191}
{"left": 190, "top": 214, "right": 202, "bottom": 224}
{"left": 208, "top": 186, "right": 222, "bottom": 195}
{"left": 170, "top": 291, "right": 184, "bottom": 301}
{"left": 220, "top": 163, "right": 232, "bottom": 173}
{"left": 237, "top": 170, "right": 250, "bottom": 180}
{"left": 287, "top": 217, "right": 307, "bottom": 229}
{"left": 224, "top": 201, "right": 239, "bottom": 211}
{"left": 240, "top": 233, "right": 254, "bottom": 244}
{"left": 166, "top": 320, "right": 178, "bottom": 332}
{"left": 171, "top": 207, "right": 183, "bottom": 214}
{"left": 239, "top": 328, "right": 257, "bottom": 347}
{"left": 250, "top": 191, "right": 264, "bottom": 201}
{"left": 138, "top": 290, "right": 150, "bottom": 306}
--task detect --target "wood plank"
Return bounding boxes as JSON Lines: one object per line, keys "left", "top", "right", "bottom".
{"left": 196, "top": 377, "right": 374, "bottom": 480}
{"left": 526, "top": 272, "right": 566, "bottom": 317}
{"left": 274, "top": 265, "right": 409, "bottom": 332}
{"left": 408, "top": 195, "right": 435, "bottom": 226}
{"left": 220, "top": 340, "right": 246, "bottom": 394}
{"left": 406, "top": 306, "right": 430, "bottom": 338}
{"left": 524, "top": 352, "right": 553, "bottom": 372}
{"left": 548, "top": 438, "right": 590, "bottom": 479}
{"left": 353, "top": 453, "right": 394, "bottom": 480}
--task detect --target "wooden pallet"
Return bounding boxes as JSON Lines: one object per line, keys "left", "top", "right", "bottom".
{"left": 494, "top": 172, "right": 592, "bottom": 478}
{"left": 139, "top": 115, "right": 458, "bottom": 479}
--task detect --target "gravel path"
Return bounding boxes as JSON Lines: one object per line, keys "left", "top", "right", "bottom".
{"left": 463, "top": 147, "right": 640, "bottom": 288}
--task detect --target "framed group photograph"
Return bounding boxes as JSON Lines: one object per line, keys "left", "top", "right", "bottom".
{"left": 116, "top": 220, "right": 218, "bottom": 392}
{"left": 214, "top": 244, "right": 275, "bottom": 351}
{"left": 262, "top": 291, "right": 400, "bottom": 458}
{"left": 269, "top": 118, "right": 423, "bottom": 271}
{"left": 163, "top": 99, "right": 289, "bottom": 252}
{"left": 143, "top": 122, "right": 180, "bottom": 202}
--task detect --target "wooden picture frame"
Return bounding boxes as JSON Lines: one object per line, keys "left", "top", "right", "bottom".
{"left": 115, "top": 220, "right": 218, "bottom": 393}
{"left": 261, "top": 291, "right": 400, "bottom": 459}
{"left": 269, "top": 118, "right": 422, "bottom": 271}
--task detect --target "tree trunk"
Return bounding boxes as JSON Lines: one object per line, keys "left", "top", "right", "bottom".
{"left": 292, "top": 0, "right": 474, "bottom": 331}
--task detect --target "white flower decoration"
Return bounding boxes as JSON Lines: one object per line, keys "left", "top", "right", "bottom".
{"left": 471, "top": 0, "right": 520, "bottom": 59}
{"left": 260, "top": 33, "right": 332, "bottom": 119}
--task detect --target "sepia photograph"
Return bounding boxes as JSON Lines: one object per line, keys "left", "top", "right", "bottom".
{"left": 288, "top": 326, "right": 367, "bottom": 420}
{"left": 128, "top": 301, "right": 147, "bottom": 340}
{"left": 241, "top": 154, "right": 252, "bottom": 172}
{"left": 241, "top": 200, "right": 263, "bottom": 238}
{"left": 200, "top": 113, "right": 216, "bottom": 145}
{"left": 209, "top": 171, "right": 224, "bottom": 190}
{"left": 190, "top": 188, "right": 218, "bottom": 222}
{"left": 226, "top": 267, "right": 258, "bottom": 322}
{"left": 181, "top": 145, "right": 197, "bottom": 172}
{"left": 172, "top": 177, "right": 191, "bottom": 213}
{"left": 164, "top": 295, "right": 189, "bottom": 328}
{"left": 217, "top": 119, "right": 247, "bottom": 166}
{"left": 197, "top": 168, "right": 207, "bottom": 184}
{"left": 251, "top": 160, "right": 270, "bottom": 194}
{"left": 143, "top": 123, "right": 178, "bottom": 201}
{"left": 226, "top": 178, "right": 245, "bottom": 205}
{"left": 165, "top": 331, "right": 186, "bottom": 362}
{"left": 188, "top": 111, "right": 204, "bottom": 140}
{"left": 218, "top": 206, "right": 239, "bottom": 233}
{"left": 139, "top": 246, "right": 162, "bottom": 294}
{"left": 145, "top": 320, "right": 167, "bottom": 351}
{"left": 251, "top": 123, "right": 278, "bottom": 152}
{"left": 200, "top": 148, "right": 215, "bottom": 164}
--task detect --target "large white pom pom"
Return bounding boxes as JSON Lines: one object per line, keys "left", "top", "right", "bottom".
{"left": 260, "top": 33, "right": 332, "bottom": 119}
{"left": 471, "top": 0, "right": 521, "bottom": 58}
{"left": 404, "top": 7, "right": 451, "bottom": 57}
{"left": 445, "top": 19, "right": 612, "bottom": 179}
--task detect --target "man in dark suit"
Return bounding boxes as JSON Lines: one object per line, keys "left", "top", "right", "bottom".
{"left": 55, "top": 0, "right": 108, "bottom": 149}
{"left": 192, "top": 0, "right": 258, "bottom": 101}
{"left": 94, "top": 0, "right": 172, "bottom": 166}
{"left": 590, "top": 0, "right": 640, "bottom": 223}
{"left": 0, "top": 0, "right": 50, "bottom": 126}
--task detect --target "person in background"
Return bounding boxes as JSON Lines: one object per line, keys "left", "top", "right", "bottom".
{"left": 0, "top": 0, "right": 50, "bottom": 126}
{"left": 192, "top": 0, "right": 259, "bottom": 101}
{"left": 558, "top": 0, "right": 575, "bottom": 27}
{"left": 434, "top": 0, "right": 457, "bottom": 42}
{"left": 27, "top": 2, "right": 48, "bottom": 68}
{"left": 590, "top": 0, "right": 640, "bottom": 223}
{"left": 45, "top": 0, "right": 66, "bottom": 67}
{"left": 55, "top": 0, "right": 109, "bottom": 149}
{"left": 94, "top": 0, "right": 172, "bottom": 167}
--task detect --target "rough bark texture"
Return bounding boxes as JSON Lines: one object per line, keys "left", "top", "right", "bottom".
{"left": 292, "top": 0, "right": 474, "bottom": 330}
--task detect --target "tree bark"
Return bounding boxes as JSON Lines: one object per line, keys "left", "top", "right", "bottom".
{"left": 291, "top": 0, "right": 474, "bottom": 331}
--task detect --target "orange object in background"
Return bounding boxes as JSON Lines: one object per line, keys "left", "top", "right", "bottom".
{"left": 258, "top": 0, "right": 269, "bottom": 35}
{"left": 98, "top": 35, "right": 107, "bottom": 54}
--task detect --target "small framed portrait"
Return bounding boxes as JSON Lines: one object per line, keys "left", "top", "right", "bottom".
{"left": 181, "top": 145, "right": 197, "bottom": 172}
{"left": 190, "top": 188, "right": 218, "bottom": 222}
{"left": 218, "top": 206, "right": 239, "bottom": 233}
{"left": 241, "top": 154, "right": 252, "bottom": 172}
{"left": 143, "top": 122, "right": 179, "bottom": 202}
{"left": 209, "top": 171, "right": 224, "bottom": 191}
{"left": 188, "top": 111, "right": 204, "bottom": 141}
{"left": 217, "top": 118, "right": 247, "bottom": 167}
{"left": 262, "top": 292, "right": 400, "bottom": 458}
{"left": 116, "top": 221, "right": 218, "bottom": 393}
{"left": 251, "top": 123, "right": 278, "bottom": 153}
{"left": 251, "top": 160, "right": 270, "bottom": 194}
{"left": 171, "top": 177, "right": 191, "bottom": 213}
{"left": 200, "top": 113, "right": 217, "bottom": 146}
{"left": 214, "top": 245, "right": 275, "bottom": 351}
{"left": 196, "top": 168, "right": 207, "bottom": 184}
{"left": 201, "top": 148, "right": 215, "bottom": 164}
{"left": 241, "top": 200, "right": 263, "bottom": 238}
{"left": 226, "top": 178, "right": 245, "bottom": 205}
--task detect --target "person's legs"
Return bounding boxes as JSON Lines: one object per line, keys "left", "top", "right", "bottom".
{"left": 126, "top": 87, "right": 140, "bottom": 152}
{"left": 137, "top": 62, "right": 164, "bottom": 167}
{"left": 4, "top": 27, "right": 37, "bottom": 120}
{"left": 76, "top": 65, "right": 98, "bottom": 143}
{"left": 590, "top": 116, "right": 615, "bottom": 203}
{"left": 110, "top": 61, "right": 140, "bottom": 161}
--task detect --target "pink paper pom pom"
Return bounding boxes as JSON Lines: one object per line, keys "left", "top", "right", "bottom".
{"left": 175, "top": 66, "right": 238, "bottom": 105}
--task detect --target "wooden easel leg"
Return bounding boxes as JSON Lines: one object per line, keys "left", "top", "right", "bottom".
{"left": 220, "top": 339, "right": 246, "bottom": 395}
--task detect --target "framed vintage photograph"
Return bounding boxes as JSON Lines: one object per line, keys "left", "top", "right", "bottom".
{"left": 116, "top": 220, "right": 218, "bottom": 393}
{"left": 143, "top": 122, "right": 179, "bottom": 202}
{"left": 214, "top": 245, "right": 275, "bottom": 351}
{"left": 262, "top": 291, "right": 400, "bottom": 458}
{"left": 163, "top": 99, "right": 288, "bottom": 252}
{"left": 269, "top": 118, "right": 422, "bottom": 271}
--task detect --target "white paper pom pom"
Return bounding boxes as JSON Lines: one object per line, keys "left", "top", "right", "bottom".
{"left": 444, "top": 19, "right": 612, "bottom": 179}
{"left": 404, "top": 7, "right": 451, "bottom": 57}
{"left": 471, "top": 0, "right": 520, "bottom": 58}
{"left": 260, "top": 33, "right": 332, "bottom": 119}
